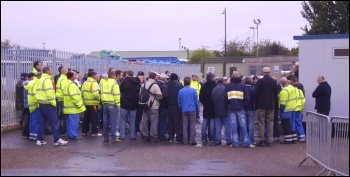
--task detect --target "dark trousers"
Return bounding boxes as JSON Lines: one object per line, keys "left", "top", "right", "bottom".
{"left": 135, "top": 106, "right": 143, "bottom": 134}
{"left": 317, "top": 109, "right": 335, "bottom": 137}
{"left": 38, "top": 104, "right": 60, "bottom": 142}
{"left": 22, "top": 108, "right": 30, "bottom": 137}
{"left": 83, "top": 105, "right": 99, "bottom": 134}
{"left": 281, "top": 118, "right": 292, "bottom": 142}
{"left": 168, "top": 105, "right": 182, "bottom": 142}
{"left": 57, "top": 101, "right": 67, "bottom": 135}
{"left": 158, "top": 108, "right": 168, "bottom": 140}
{"left": 273, "top": 107, "right": 280, "bottom": 138}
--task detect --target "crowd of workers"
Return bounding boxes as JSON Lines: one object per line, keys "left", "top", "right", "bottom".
{"left": 15, "top": 61, "right": 331, "bottom": 147}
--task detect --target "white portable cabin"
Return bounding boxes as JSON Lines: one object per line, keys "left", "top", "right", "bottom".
{"left": 293, "top": 34, "right": 349, "bottom": 117}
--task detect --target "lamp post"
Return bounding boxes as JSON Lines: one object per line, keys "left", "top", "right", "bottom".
{"left": 250, "top": 26, "right": 256, "bottom": 55}
{"left": 222, "top": 8, "right": 226, "bottom": 56}
{"left": 179, "top": 38, "right": 181, "bottom": 51}
{"left": 253, "top": 19, "right": 261, "bottom": 56}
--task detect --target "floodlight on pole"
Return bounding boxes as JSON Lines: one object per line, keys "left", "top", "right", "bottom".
{"left": 253, "top": 19, "right": 261, "bottom": 56}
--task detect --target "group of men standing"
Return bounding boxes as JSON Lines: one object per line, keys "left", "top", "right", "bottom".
{"left": 17, "top": 60, "right": 332, "bottom": 147}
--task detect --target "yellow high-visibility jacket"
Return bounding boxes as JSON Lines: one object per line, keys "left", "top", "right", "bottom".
{"left": 55, "top": 74, "right": 68, "bottom": 101}
{"left": 278, "top": 84, "right": 297, "bottom": 112}
{"left": 100, "top": 78, "right": 120, "bottom": 107}
{"left": 32, "top": 67, "right": 38, "bottom": 74}
{"left": 24, "top": 77, "right": 39, "bottom": 113}
{"left": 190, "top": 80, "right": 201, "bottom": 98}
{"left": 295, "top": 87, "right": 306, "bottom": 112}
{"left": 63, "top": 80, "right": 86, "bottom": 114}
{"left": 36, "top": 73, "right": 56, "bottom": 107}
{"left": 81, "top": 77, "right": 100, "bottom": 106}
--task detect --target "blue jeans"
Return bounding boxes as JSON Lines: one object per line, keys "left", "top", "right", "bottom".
{"left": 38, "top": 104, "right": 60, "bottom": 142}
{"left": 103, "top": 104, "right": 118, "bottom": 140}
{"left": 246, "top": 110, "right": 255, "bottom": 144}
{"left": 120, "top": 108, "right": 136, "bottom": 139}
{"left": 201, "top": 118, "right": 215, "bottom": 141}
{"left": 66, "top": 114, "right": 80, "bottom": 139}
{"left": 29, "top": 109, "right": 41, "bottom": 140}
{"left": 158, "top": 109, "right": 168, "bottom": 140}
{"left": 215, "top": 116, "right": 231, "bottom": 143}
{"left": 228, "top": 110, "right": 251, "bottom": 147}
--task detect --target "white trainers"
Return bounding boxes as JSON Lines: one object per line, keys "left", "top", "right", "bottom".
{"left": 54, "top": 138, "right": 68, "bottom": 146}
{"left": 91, "top": 133, "right": 102, "bottom": 137}
{"left": 36, "top": 140, "right": 47, "bottom": 146}
{"left": 116, "top": 131, "right": 120, "bottom": 137}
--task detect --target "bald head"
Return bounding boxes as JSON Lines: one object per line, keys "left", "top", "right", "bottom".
{"left": 280, "top": 77, "right": 289, "bottom": 87}
{"left": 61, "top": 67, "right": 68, "bottom": 75}
{"left": 232, "top": 71, "right": 240, "bottom": 78}
{"left": 317, "top": 75, "right": 325, "bottom": 84}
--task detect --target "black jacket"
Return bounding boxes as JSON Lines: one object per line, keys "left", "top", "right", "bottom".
{"left": 120, "top": 77, "right": 141, "bottom": 110}
{"left": 199, "top": 80, "right": 217, "bottom": 118}
{"left": 167, "top": 80, "right": 183, "bottom": 106}
{"left": 156, "top": 80, "right": 168, "bottom": 109}
{"left": 254, "top": 75, "right": 277, "bottom": 109}
{"left": 225, "top": 77, "right": 249, "bottom": 110}
{"left": 211, "top": 83, "right": 227, "bottom": 118}
{"left": 312, "top": 81, "right": 331, "bottom": 111}
{"left": 245, "top": 85, "right": 255, "bottom": 111}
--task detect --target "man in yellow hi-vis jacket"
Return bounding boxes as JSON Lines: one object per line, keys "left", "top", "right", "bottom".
{"left": 81, "top": 71, "right": 101, "bottom": 136}
{"left": 55, "top": 67, "right": 69, "bottom": 136}
{"left": 35, "top": 66, "right": 68, "bottom": 146}
{"left": 64, "top": 71, "right": 86, "bottom": 140}
{"left": 278, "top": 77, "right": 297, "bottom": 144}
{"left": 100, "top": 71, "right": 121, "bottom": 143}
{"left": 190, "top": 75, "right": 201, "bottom": 122}
{"left": 24, "top": 72, "right": 42, "bottom": 141}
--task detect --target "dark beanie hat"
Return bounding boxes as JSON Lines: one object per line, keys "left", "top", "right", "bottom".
{"left": 206, "top": 72, "right": 215, "bottom": 80}
{"left": 170, "top": 73, "right": 179, "bottom": 81}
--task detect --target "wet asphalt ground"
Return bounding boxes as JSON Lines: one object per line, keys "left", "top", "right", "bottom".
{"left": 1, "top": 121, "right": 323, "bottom": 176}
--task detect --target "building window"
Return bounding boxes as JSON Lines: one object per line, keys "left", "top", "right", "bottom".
{"left": 207, "top": 67, "right": 215, "bottom": 74}
{"left": 249, "top": 65, "right": 257, "bottom": 76}
{"left": 333, "top": 48, "right": 349, "bottom": 59}
{"left": 281, "top": 64, "right": 292, "bottom": 71}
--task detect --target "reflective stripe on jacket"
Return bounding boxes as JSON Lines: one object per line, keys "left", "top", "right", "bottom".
{"left": 278, "top": 84, "right": 297, "bottom": 112}
{"left": 295, "top": 87, "right": 305, "bottom": 111}
{"left": 63, "top": 80, "right": 86, "bottom": 114}
{"left": 55, "top": 74, "right": 68, "bottom": 101}
{"left": 100, "top": 78, "right": 120, "bottom": 107}
{"left": 24, "top": 77, "right": 39, "bottom": 113}
{"left": 36, "top": 73, "right": 56, "bottom": 106}
{"left": 81, "top": 77, "right": 100, "bottom": 105}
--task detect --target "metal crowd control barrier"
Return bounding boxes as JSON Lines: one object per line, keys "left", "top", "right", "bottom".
{"left": 329, "top": 116, "right": 349, "bottom": 176}
{"left": 299, "top": 112, "right": 349, "bottom": 176}
{"left": 298, "top": 111, "right": 331, "bottom": 176}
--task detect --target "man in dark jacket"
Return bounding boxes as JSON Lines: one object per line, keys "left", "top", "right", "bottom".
{"left": 167, "top": 73, "right": 183, "bottom": 143}
{"left": 199, "top": 72, "right": 217, "bottom": 145}
{"left": 312, "top": 76, "right": 331, "bottom": 116}
{"left": 212, "top": 77, "right": 231, "bottom": 146}
{"left": 157, "top": 73, "right": 169, "bottom": 141}
{"left": 244, "top": 77, "right": 255, "bottom": 144}
{"left": 254, "top": 67, "right": 277, "bottom": 147}
{"left": 119, "top": 70, "right": 141, "bottom": 140}
{"left": 225, "top": 71, "right": 255, "bottom": 148}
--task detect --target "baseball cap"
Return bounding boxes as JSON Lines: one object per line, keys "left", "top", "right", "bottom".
{"left": 262, "top": 67, "right": 270, "bottom": 73}
{"left": 160, "top": 73, "right": 169, "bottom": 79}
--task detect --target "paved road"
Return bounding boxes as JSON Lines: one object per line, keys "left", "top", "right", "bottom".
{"left": 1, "top": 123, "right": 322, "bottom": 176}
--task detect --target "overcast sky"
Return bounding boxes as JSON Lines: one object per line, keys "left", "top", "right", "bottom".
{"left": 1, "top": 1, "right": 308, "bottom": 54}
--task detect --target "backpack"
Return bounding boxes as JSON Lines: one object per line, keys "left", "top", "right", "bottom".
{"left": 139, "top": 83, "right": 155, "bottom": 110}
